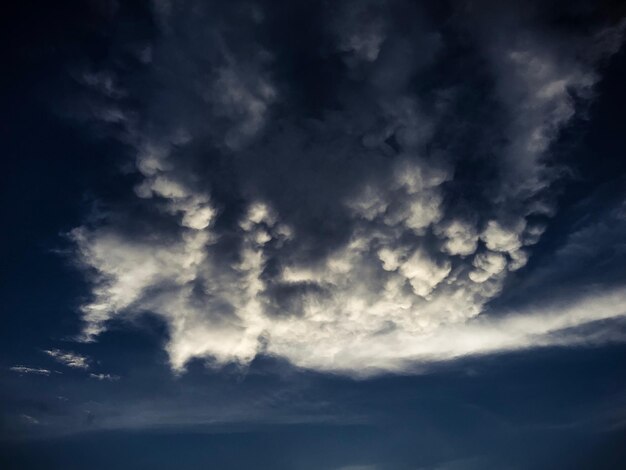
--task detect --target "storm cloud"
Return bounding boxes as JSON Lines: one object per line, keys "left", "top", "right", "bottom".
{"left": 68, "top": 0, "right": 626, "bottom": 375}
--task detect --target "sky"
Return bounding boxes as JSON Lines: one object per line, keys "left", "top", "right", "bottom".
{"left": 2, "top": 0, "right": 626, "bottom": 468}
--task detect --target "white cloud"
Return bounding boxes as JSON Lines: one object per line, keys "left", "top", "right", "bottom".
{"left": 436, "top": 220, "right": 479, "bottom": 257}
{"left": 43, "top": 349, "right": 90, "bottom": 369}
{"left": 266, "top": 287, "right": 626, "bottom": 375}
{"left": 346, "top": 185, "right": 389, "bottom": 221}
{"left": 10, "top": 366, "right": 53, "bottom": 376}
{"left": 67, "top": 2, "right": 626, "bottom": 378}
{"left": 72, "top": 186, "right": 626, "bottom": 376}
{"left": 89, "top": 373, "right": 121, "bottom": 381}
{"left": 399, "top": 248, "right": 451, "bottom": 297}
{"left": 480, "top": 220, "right": 524, "bottom": 254}
{"left": 133, "top": 145, "right": 217, "bottom": 231}
{"left": 468, "top": 251, "right": 507, "bottom": 283}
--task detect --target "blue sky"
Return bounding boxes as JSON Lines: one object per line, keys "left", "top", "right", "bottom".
{"left": 2, "top": 1, "right": 626, "bottom": 468}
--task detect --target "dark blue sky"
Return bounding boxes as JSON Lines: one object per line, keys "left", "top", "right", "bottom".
{"left": 2, "top": 1, "right": 626, "bottom": 469}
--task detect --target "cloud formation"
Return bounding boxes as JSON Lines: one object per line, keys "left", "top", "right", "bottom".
{"left": 69, "top": 0, "right": 626, "bottom": 375}
{"left": 44, "top": 349, "right": 90, "bottom": 369}
{"left": 89, "top": 373, "right": 120, "bottom": 381}
{"left": 10, "top": 366, "right": 53, "bottom": 376}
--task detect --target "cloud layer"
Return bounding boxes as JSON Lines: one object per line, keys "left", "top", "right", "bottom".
{"left": 69, "top": 0, "right": 626, "bottom": 375}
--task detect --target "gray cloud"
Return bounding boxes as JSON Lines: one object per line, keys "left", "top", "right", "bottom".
{"left": 68, "top": 0, "right": 626, "bottom": 375}
{"left": 20, "top": 414, "right": 40, "bottom": 425}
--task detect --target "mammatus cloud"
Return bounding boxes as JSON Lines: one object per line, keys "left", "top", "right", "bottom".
{"left": 44, "top": 349, "right": 90, "bottom": 369}
{"left": 10, "top": 366, "right": 54, "bottom": 376}
{"left": 69, "top": 1, "right": 626, "bottom": 375}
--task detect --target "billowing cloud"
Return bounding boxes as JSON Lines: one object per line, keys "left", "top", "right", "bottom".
{"left": 68, "top": 0, "right": 626, "bottom": 375}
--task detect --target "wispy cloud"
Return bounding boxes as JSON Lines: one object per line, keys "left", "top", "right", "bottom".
{"left": 43, "top": 349, "right": 90, "bottom": 369}
{"left": 20, "top": 414, "right": 40, "bottom": 425}
{"left": 89, "top": 373, "right": 120, "bottom": 381}
{"left": 10, "top": 366, "right": 53, "bottom": 376}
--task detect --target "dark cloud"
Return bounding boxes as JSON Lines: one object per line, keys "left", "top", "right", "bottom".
{"left": 57, "top": 0, "right": 626, "bottom": 375}
{"left": 3, "top": 4, "right": 626, "bottom": 469}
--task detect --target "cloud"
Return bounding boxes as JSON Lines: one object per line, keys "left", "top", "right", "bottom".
{"left": 465, "top": 4, "right": 626, "bottom": 200}
{"left": 334, "top": 0, "right": 388, "bottom": 64}
{"left": 44, "top": 349, "right": 90, "bottom": 369}
{"left": 89, "top": 373, "right": 120, "bottom": 381}
{"left": 20, "top": 414, "right": 40, "bottom": 425}
{"left": 10, "top": 366, "right": 53, "bottom": 376}
{"left": 67, "top": 0, "right": 626, "bottom": 376}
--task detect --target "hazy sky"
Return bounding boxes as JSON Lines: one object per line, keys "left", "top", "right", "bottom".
{"left": 2, "top": 1, "right": 626, "bottom": 468}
